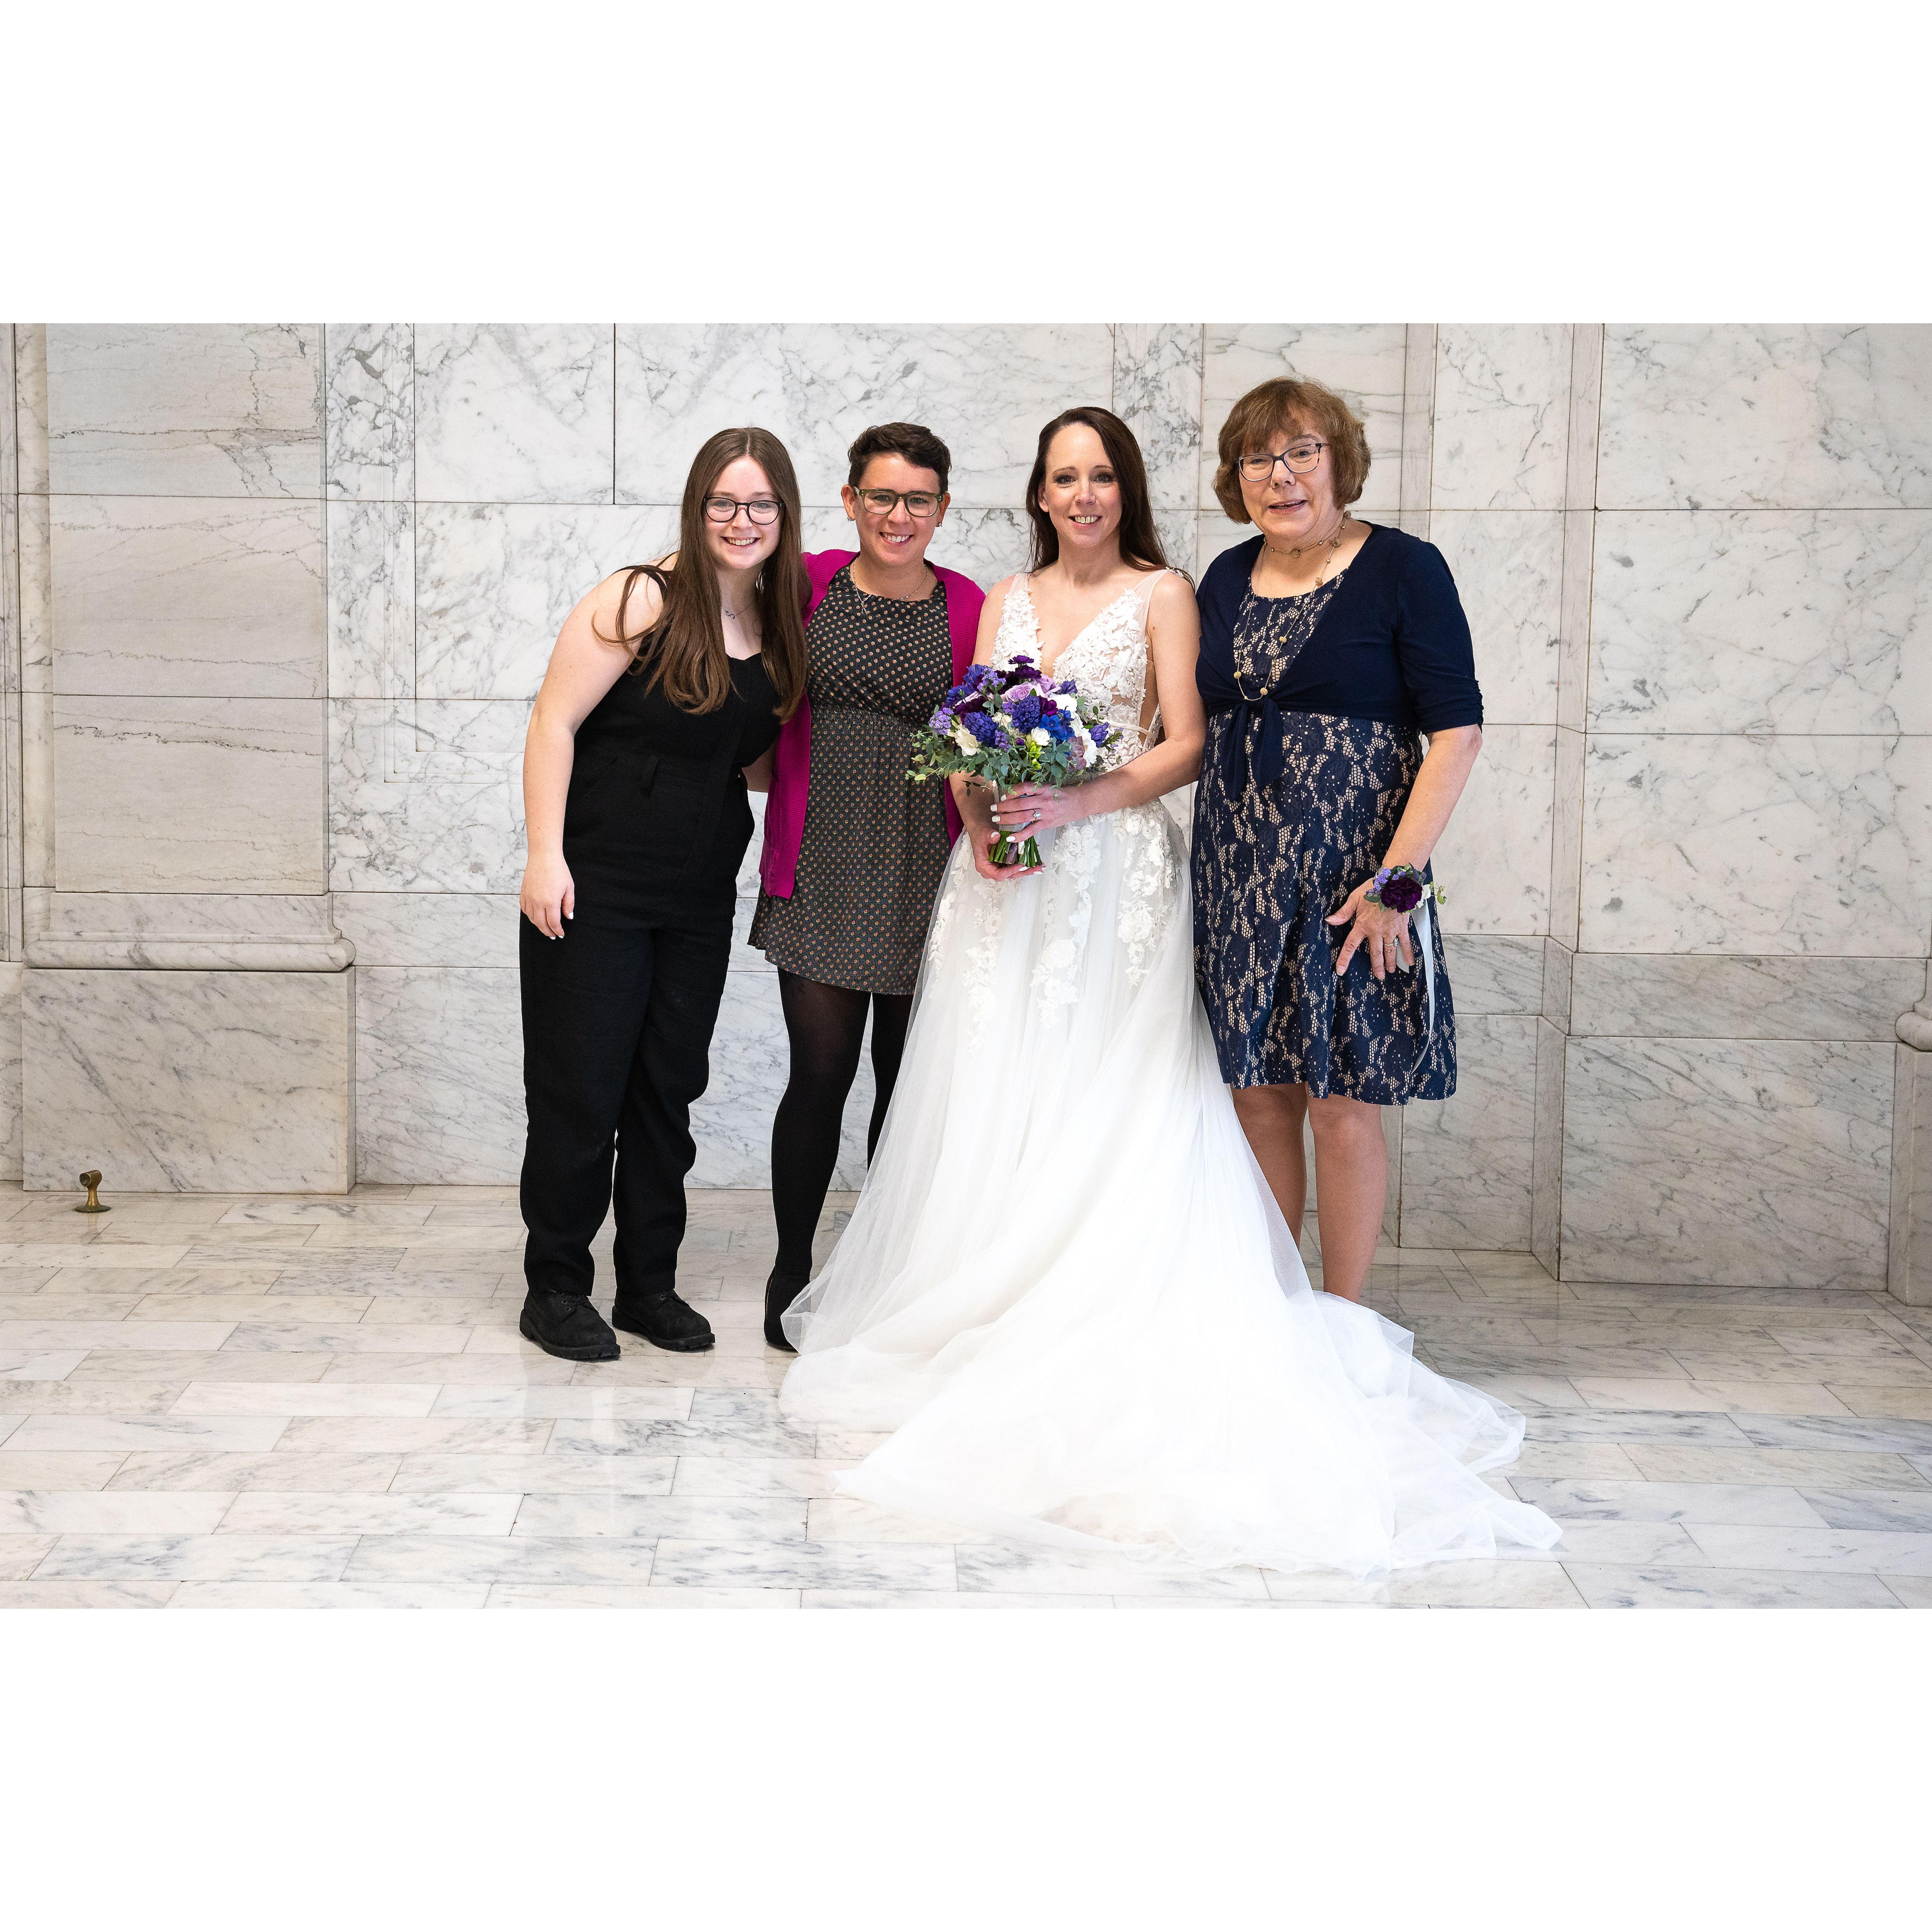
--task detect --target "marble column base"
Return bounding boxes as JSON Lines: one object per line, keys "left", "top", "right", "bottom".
{"left": 22, "top": 967, "right": 354, "bottom": 1193}
{"left": 1892, "top": 1043, "right": 1932, "bottom": 1306}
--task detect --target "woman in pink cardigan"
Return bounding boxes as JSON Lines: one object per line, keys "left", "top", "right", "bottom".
{"left": 750, "top": 422, "right": 985, "bottom": 1347}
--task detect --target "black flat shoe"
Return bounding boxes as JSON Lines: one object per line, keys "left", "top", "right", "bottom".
{"left": 765, "top": 1268, "right": 809, "bottom": 1353}
{"left": 519, "top": 1287, "right": 621, "bottom": 1362}
{"left": 610, "top": 1289, "right": 715, "bottom": 1353}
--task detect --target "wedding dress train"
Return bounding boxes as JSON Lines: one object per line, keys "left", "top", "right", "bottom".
{"left": 779, "top": 572, "right": 1559, "bottom": 1576}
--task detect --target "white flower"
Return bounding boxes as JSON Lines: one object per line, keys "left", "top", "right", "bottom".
{"left": 952, "top": 723, "right": 978, "bottom": 754}
{"left": 1029, "top": 727, "right": 1051, "bottom": 747}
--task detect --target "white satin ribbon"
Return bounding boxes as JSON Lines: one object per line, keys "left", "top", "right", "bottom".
{"left": 1414, "top": 894, "right": 1437, "bottom": 1040}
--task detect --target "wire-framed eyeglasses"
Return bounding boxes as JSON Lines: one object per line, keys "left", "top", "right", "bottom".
{"left": 1237, "top": 441, "right": 1327, "bottom": 483}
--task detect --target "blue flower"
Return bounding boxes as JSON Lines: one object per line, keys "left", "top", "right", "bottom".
{"left": 1040, "top": 710, "right": 1074, "bottom": 743}
{"left": 1090, "top": 720, "right": 1112, "bottom": 745}
{"left": 962, "top": 710, "right": 1003, "bottom": 747}
{"left": 1007, "top": 692, "right": 1043, "bottom": 732}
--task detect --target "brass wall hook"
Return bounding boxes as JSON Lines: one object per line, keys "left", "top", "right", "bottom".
{"left": 75, "top": 1170, "right": 110, "bottom": 1215}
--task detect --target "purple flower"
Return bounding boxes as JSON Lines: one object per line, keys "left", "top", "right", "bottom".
{"left": 1057, "top": 678, "right": 1078, "bottom": 694}
{"left": 1007, "top": 692, "right": 1043, "bottom": 731}
{"left": 1377, "top": 871, "right": 1424, "bottom": 913}
{"left": 929, "top": 708, "right": 955, "bottom": 734}
{"left": 961, "top": 710, "right": 1003, "bottom": 747}
{"left": 1090, "top": 720, "right": 1112, "bottom": 745}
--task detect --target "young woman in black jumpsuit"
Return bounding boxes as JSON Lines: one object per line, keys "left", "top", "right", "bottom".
{"left": 515, "top": 428, "right": 805, "bottom": 1362}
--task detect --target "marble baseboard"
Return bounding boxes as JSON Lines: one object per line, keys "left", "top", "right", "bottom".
{"left": 1397, "top": 1014, "right": 1538, "bottom": 1250}
{"left": 1590, "top": 510, "right": 1932, "bottom": 735}
{"left": 1560, "top": 1034, "right": 1895, "bottom": 1288}
{"left": 52, "top": 496, "right": 325, "bottom": 698}
{"left": 415, "top": 324, "right": 614, "bottom": 505}
{"left": 1597, "top": 325, "right": 1932, "bottom": 511}
{"left": 1579, "top": 732, "right": 1932, "bottom": 956}
{"left": 1530, "top": 1015, "right": 1566, "bottom": 1271}
{"left": 1430, "top": 325, "right": 1574, "bottom": 511}
{"left": 1441, "top": 934, "right": 1544, "bottom": 1014}
{"left": 1427, "top": 511, "right": 1562, "bottom": 725}
{"left": 1892, "top": 1043, "right": 1932, "bottom": 1305}
{"left": 356, "top": 969, "right": 522, "bottom": 1185}
{"left": 1430, "top": 723, "right": 1555, "bottom": 936}
{"left": 1200, "top": 324, "right": 1407, "bottom": 515}
{"left": 23, "top": 889, "right": 350, "bottom": 971}
{"left": 45, "top": 325, "right": 323, "bottom": 498}
{"left": 22, "top": 967, "right": 353, "bottom": 1193}
{"left": 334, "top": 892, "right": 521, "bottom": 969}
{"left": 0, "top": 962, "right": 20, "bottom": 1181}
{"left": 324, "top": 324, "right": 414, "bottom": 503}
{"left": 615, "top": 324, "right": 1114, "bottom": 509}
{"left": 1570, "top": 955, "right": 1927, "bottom": 1042}
{"left": 55, "top": 695, "right": 326, "bottom": 893}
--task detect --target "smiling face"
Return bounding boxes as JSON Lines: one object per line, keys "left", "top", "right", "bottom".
{"left": 1037, "top": 422, "right": 1122, "bottom": 557}
{"left": 1238, "top": 417, "right": 1338, "bottom": 546}
{"left": 703, "top": 455, "right": 784, "bottom": 585}
{"left": 842, "top": 452, "right": 948, "bottom": 574}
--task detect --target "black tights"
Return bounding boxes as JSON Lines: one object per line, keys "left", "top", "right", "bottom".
{"left": 770, "top": 971, "right": 913, "bottom": 1278}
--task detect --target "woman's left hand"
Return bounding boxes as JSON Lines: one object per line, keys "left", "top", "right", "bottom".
{"left": 991, "top": 783, "right": 1085, "bottom": 839}
{"left": 1326, "top": 879, "right": 1416, "bottom": 980}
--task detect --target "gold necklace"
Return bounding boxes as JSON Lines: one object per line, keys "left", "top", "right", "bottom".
{"left": 1284, "top": 515, "right": 1351, "bottom": 586}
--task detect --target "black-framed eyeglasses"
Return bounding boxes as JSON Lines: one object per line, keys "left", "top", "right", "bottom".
{"left": 852, "top": 488, "right": 943, "bottom": 519}
{"left": 703, "top": 495, "right": 783, "bottom": 524}
{"left": 1238, "top": 441, "right": 1327, "bottom": 482}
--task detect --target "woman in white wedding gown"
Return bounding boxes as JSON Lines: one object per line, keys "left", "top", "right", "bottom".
{"left": 778, "top": 408, "right": 1559, "bottom": 1577}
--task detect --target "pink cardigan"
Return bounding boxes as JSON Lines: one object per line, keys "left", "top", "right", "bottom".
{"left": 758, "top": 549, "right": 986, "bottom": 900}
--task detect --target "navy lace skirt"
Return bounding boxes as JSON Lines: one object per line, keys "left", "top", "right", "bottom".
{"left": 1191, "top": 707, "right": 1456, "bottom": 1103}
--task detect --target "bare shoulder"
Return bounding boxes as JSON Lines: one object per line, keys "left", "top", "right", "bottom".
{"left": 1146, "top": 567, "right": 1200, "bottom": 623}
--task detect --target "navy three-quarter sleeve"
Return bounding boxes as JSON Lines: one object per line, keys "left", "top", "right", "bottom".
{"left": 1392, "top": 539, "right": 1483, "bottom": 732}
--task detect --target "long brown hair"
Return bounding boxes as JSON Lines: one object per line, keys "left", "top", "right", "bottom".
{"left": 1024, "top": 406, "right": 1170, "bottom": 575}
{"left": 602, "top": 428, "right": 808, "bottom": 719}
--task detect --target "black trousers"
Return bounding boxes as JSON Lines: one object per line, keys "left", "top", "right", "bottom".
{"left": 519, "top": 894, "right": 732, "bottom": 1304}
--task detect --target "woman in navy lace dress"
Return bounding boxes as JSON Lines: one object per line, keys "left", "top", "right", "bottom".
{"left": 1192, "top": 377, "right": 1485, "bottom": 1304}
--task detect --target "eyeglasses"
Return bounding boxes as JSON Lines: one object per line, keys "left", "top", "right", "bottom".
{"left": 852, "top": 488, "right": 943, "bottom": 519}
{"left": 1237, "top": 441, "right": 1327, "bottom": 483}
{"left": 703, "top": 496, "right": 782, "bottom": 524}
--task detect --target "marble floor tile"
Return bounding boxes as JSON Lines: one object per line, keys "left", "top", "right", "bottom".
{"left": 812, "top": 1429, "right": 896, "bottom": 1460}
{"left": 806, "top": 1495, "right": 1000, "bottom": 1545}
{"left": 1516, "top": 1409, "right": 1755, "bottom": 1445}
{"left": 275, "top": 1416, "right": 554, "bottom": 1453}
{"left": 807, "top": 1589, "right": 1116, "bottom": 1610}
{"left": 1511, "top": 1479, "right": 1826, "bottom": 1526}
{"left": 324, "top": 1353, "right": 575, "bottom": 1386}
{"left": 1878, "top": 1575, "right": 1932, "bottom": 1607}
{"left": 1626, "top": 1446, "right": 1930, "bottom": 1490}
{"left": 171, "top": 1382, "right": 439, "bottom": 1417}
{"left": 168, "top": 1581, "right": 491, "bottom": 1609}
{"left": 0, "top": 1453, "right": 128, "bottom": 1490}
{"left": 0, "top": 1490, "right": 233, "bottom": 1534}
{"left": 487, "top": 1584, "right": 801, "bottom": 1610}
{"left": 65, "top": 1351, "right": 333, "bottom": 1384}
{"left": 221, "top": 1322, "right": 470, "bottom": 1355}
{"left": 670, "top": 1457, "right": 854, "bottom": 1497}
{"left": 7, "top": 1415, "right": 289, "bottom": 1453}
{"left": 36, "top": 1534, "right": 358, "bottom": 1581}
{"left": 650, "top": 1539, "right": 958, "bottom": 1593}
{"left": 512, "top": 1493, "right": 809, "bottom": 1541}
{"left": 1260, "top": 1570, "right": 1397, "bottom": 1606}
{"left": 0, "top": 1535, "right": 57, "bottom": 1578}
{"left": 548, "top": 1415, "right": 816, "bottom": 1460}
{"left": 220, "top": 1491, "right": 521, "bottom": 1535}
{"left": 1564, "top": 1564, "right": 1903, "bottom": 1608}
{"left": 1571, "top": 1379, "right": 1852, "bottom": 1416}
{"left": 1829, "top": 1386, "right": 1932, "bottom": 1420}
{"left": 343, "top": 1534, "right": 665, "bottom": 1587}
{"left": 132, "top": 1294, "right": 368, "bottom": 1323}
{"left": 1792, "top": 1490, "right": 1932, "bottom": 1532}
{"left": 954, "top": 1545, "right": 1269, "bottom": 1602}
{"left": 108, "top": 1451, "right": 400, "bottom": 1492}
{"left": 1684, "top": 1523, "right": 1932, "bottom": 1575}
{"left": 1735, "top": 1414, "right": 1932, "bottom": 1455}
{"left": 0, "top": 1580, "right": 179, "bottom": 1607}
{"left": 0, "top": 1319, "right": 235, "bottom": 1351}
{"left": 0, "top": 1382, "right": 190, "bottom": 1417}
{"left": 391, "top": 1453, "right": 675, "bottom": 1495}
{"left": 0, "top": 1350, "right": 87, "bottom": 1380}
{"left": 1384, "top": 1562, "right": 1588, "bottom": 1609}
{"left": 428, "top": 1385, "right": 692, "bottom": 1419}
{"left": 1508, "top": 1443, "right": 1647, "bottom": 1482}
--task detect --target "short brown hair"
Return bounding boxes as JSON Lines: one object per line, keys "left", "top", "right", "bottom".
{"left": 1213, "top": 377, "right": 1371, "bottom": 521}
{"left": 847, "top": 421, "right": 951, "bottom": 495}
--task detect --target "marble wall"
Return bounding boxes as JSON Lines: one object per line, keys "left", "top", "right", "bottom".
{"left": 4, "top": 322, "right": 1929, "bottom": 1295}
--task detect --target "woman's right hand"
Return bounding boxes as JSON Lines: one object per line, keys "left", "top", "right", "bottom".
{"left": 521, "top": 852, "right": 576, "bottom": 938}
{"left": 968, "top": 821, "right": 1041, "bottom": 883}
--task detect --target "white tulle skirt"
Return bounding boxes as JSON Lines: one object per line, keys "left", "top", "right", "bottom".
{"left": 779, "top": 801, "right": 1561, "bottom": 1577}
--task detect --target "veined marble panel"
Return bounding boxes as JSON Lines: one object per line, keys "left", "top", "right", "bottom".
{"left": 1441, "top": 934, "right": 1544, "bottom": 1014}
{"left": 1428, "top": 511, "right": 1562, "bottom": 725}
{"left": 1548, "top": 724, "right": 1585, "bottom": 950}
{"left": 1113, "top": 325, "right": 1203, "bottom": 511}
{"left": 22, "top": 967, "right": 353, "bottom": 1193}
{"left": 15, "top": 324, "right": 49, "bottom": 496}
{"left": 1579, "top": 733, "right": 1932, "bottom": 956}
{"left": 1429, "top": 723, "right": 1555, "bottom": 936}
{"left": 1195, "top": 510, "right": 1255, "bottom": 578}
{"left": 24, "top": 890, "right": 348, "bottom": 971}
{"left": 329, "top": 699, "right": 525, "bottom": 894}
{"left": 1399, "top": 1014, "right": 1537, "bottom": 1250}
{"left": 416, "top": 324, "right": 614, "bottom": 505}
{"left": 324, "top": 324, "right": 414, "bottom": 502}
{"left": 333, "top": 893, "right": 521, "bottom": 968}
{"left": 1429, "top": 325, "right": 1573, "bottom": 511}
{"left": 615, "top": 324, "right": 1114, "bottom": 509}
{"left": 1570, "top": 955, "right": 1927, "bottom": 1042}
{"left": 52, "top": 497, "right": 324, "bottom": 698}
{"left": 1200, "top": 325, "right": 1408, "bottom": 515}
{"left": 414, "top": 504, "right": 679, "bottom": 701}
{"left": 1560, "top": 1034, "right": 1895, "bottom": 1288}
{"left": 1597, "top": 325, "right": 1932, "bottom": 510}
{"left": 694, "top": 969, "right": 869, "bottom": 1191}
{"left": 19, "top": 491, "right": 51, "bottom": 690}
{"left": 1530, "top": 1014, "right": 1565, "bottom": 1273}
{"left": 1590, "top": 510, "right": 1932, "bottom": 735}
{"left": 326, "top": 501, "right": 413, "bottom": 702}
{"left": 55, "top": 696, "right": 325, "bottom": 893}
{"left": 1397, "top": 324, "right": 1437, "bottom": 537}
{"left": 0, "top": 962, "right": 20, "bottom": 1182}
{"left": 357, "top": 969, "right": 521, "bottom": 1184}
{"left": 45, "top": 325, "right": 323, "bottom": 497}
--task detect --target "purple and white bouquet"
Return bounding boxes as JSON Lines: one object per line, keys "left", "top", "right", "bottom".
{"left": 907, "top": 654, "right": 1121, "bottom": 868}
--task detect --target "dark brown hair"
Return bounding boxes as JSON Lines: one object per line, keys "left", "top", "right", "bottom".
{"left": 1025, "top": 406, "right": 1169, "bottom": 574}
{"left": 1213, "top": 377, "right": 1371, "bottom": 521}
{"left": 847, "top": 421, "right": 952, "bottom": 495}
{"left": 603, "top": 428, "right": 808, "bottom": 720}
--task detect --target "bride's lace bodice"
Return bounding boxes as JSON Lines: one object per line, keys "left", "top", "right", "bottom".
{"left": 992, "top": 572, "right": 1162, "bottom": 764}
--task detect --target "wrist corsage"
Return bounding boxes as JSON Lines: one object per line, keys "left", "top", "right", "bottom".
{"left": 1364, "top": 863, "right": 1447, "bottom": 914}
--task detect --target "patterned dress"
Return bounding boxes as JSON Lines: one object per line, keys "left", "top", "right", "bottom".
{"left": 750, "top": 565, "right": 954, "bottom": 995}
{"left": 1192, "top": 572, "right": 1457, "bottom": 1103}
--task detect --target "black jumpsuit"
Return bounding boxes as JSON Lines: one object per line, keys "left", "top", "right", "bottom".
{"left": 519, "top": 639, "right": 780, "bottom": 1308}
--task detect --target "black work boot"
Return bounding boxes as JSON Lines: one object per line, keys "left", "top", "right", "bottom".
{"left": 610, "top": 1287, "right": 715, "bottom": 1353}
{"left": 520, "top": 1287, "right": 621, "bottom": 1362}
{"left": 764, "top": 1267, "right": 808, "bottom": 1353}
